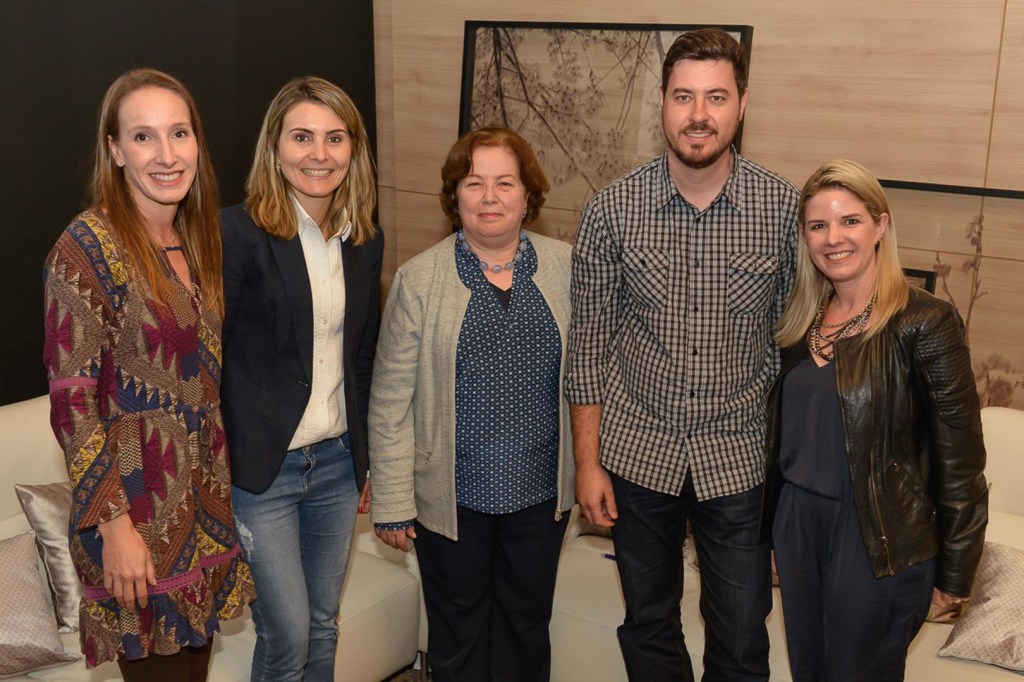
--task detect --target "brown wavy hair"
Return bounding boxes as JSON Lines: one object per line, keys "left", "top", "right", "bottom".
{"left": 244, "top": 76, "right": 377, "bottom": 245}
{"left": 93, "top": 68, "right": 223, "bottom": 313}
{"left": 439, "top": 127, "right": 550, "bottom": 228}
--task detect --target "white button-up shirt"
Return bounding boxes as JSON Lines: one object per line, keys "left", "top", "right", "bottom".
{"left": 288, "top": 196, "right": 351, "bottom": 450}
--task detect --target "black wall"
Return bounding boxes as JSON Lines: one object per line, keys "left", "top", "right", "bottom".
{"left": 0, "top": 0, "right": 376, "bottom": 405}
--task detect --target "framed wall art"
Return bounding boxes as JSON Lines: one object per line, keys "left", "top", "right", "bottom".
{"left": 459, "top": 21, "right": 754, "bottom": 216}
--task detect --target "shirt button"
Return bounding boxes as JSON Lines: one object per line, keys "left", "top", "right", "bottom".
{"left": 319, "top": 359, "right": 325, "bottom": 365}
{"left": 689, "top": 390, "right": 696, "bottom": 398}
{"left": 693, "top": 306, "right": 699, "bottom": 313}
{"left": 692, "top": 349, "right": 698, "bottom": 356}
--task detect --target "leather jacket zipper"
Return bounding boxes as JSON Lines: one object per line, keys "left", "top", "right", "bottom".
{"left": 836, "top": 344, "right": 895, "bottom": 577}
{"left": 869, "top": 453, "right": 895, "bottom": 576}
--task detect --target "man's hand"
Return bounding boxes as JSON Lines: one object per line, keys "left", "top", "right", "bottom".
{"left": 570, "top": 403, "right": 617, "bottom": 527}
{"left": 576, "top": 463, "right": 618, "bottom": 527}
{"left": 98, "top": 513, "right": 156, "bottom": 609}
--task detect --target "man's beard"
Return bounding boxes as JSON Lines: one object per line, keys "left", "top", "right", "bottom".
{"left": 668, "top": 122, "right": 733, "bottom": 170}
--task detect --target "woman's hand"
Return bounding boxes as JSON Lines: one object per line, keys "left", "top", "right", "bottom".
{"left": 358, "top": 477, "right": 372, "bottom": 514}
{"left": 376, "top": 525, "right": 417, "bottom": 552}
{"left": 930, "top": 587, "right": 969, "bottom": 621}
{"left": 932, "top": 587, "right": 968, "bottom": 607}
{"left": 98, "top": 514, "right": 156, "bottom": 609}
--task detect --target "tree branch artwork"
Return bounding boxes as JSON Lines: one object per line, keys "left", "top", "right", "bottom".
{"left": 934, "top": 214, "right": 1023, "bottom": 406}
{"left": 462, "top": 22, "right": 752, "bottom": 233}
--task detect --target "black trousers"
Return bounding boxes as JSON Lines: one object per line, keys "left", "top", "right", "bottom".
{"left": 117, "top": 639, "right": 213, "bottom": 682}
{"left": 414, "top": 499, "right": 569, "bottom": 682}
{"left": 773, "top": 482, "right": 935, "bottom": 682}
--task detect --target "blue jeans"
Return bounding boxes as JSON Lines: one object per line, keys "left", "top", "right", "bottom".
{"left": 610, "top": 472, "right": 772, "bottom": 682}
{"left": 232, "top": 434, "right": 359, "bottom": 682}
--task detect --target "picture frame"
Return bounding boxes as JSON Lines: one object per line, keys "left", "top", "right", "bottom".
{"left": 458, "top": 21, "right": 754, "bottom": 216}
{"left": 903, "top": 267, "right": 937, "bottom": 294}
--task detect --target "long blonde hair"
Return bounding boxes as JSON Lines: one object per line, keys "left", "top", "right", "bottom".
{"left": 93, "top": 68, "right": 223, "bottom": 313}
{"left": 244, "top": 76, "right": 377, "bottom": 245}
{"left": 775, "top": 159, "right": 909, "bottom": 347}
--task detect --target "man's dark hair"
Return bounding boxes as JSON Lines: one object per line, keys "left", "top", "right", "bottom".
{"left": 661, "top": 28, "right": 748, "bottom": 94}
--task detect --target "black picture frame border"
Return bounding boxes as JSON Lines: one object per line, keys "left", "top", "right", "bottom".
{"left": 903, "top": 268, "right": 937, "bottom": 294}
{"left": 879, "top": 179, "right": 1024, "bottom": 200}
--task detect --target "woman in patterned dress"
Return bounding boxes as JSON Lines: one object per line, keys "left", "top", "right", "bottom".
{"left": 43, "top": 68, "right": 255, "bottom": 681}
{"left": 370, "top": 127, "right": 575, "bottom": 682}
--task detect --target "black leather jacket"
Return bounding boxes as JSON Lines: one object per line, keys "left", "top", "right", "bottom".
{"left": 761, "top": 288, "right": 988, "bottom": 597}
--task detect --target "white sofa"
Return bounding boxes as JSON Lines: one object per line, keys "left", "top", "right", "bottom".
{"left": 547, "top": 406, "right": 1024, "bottom": 682}
{"left": 15, "top": 391, "right": 1014, "bottom": 681}
{"left": 0, "top": 395, "right": 421, "bottom": 682}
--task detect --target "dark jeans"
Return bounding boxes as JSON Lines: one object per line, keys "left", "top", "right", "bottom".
{"left": 414, "top": 499, "right": 570, "bottom": 682}
{"left": 773, "top": 482, "right": 935, "bottom": 681}
{"left": 610, "top": 472, "right": 772, "bottom": 682}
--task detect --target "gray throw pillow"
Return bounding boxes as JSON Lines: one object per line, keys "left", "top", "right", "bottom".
{"left": 15, "top": 481, "right": 81, "bottom": 632}
{"left": 0, "top": 532, "right": 80, "bottom": 677}
{"left": 938, "top": 542, "right": 1024, "bottom": 672}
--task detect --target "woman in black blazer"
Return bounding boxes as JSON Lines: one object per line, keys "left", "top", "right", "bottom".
{"left": 220, "top": 76, "right": 382, "bottom": 682}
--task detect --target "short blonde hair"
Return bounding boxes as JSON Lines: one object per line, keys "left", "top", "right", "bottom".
{"left": 775, "top": 159, "right": 909, "bottom": 347}
{"left": 245, "top": 76, "right": 377, "bottom": 245}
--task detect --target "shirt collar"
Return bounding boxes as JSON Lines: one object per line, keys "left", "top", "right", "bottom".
{"left": 290, "top": 193, "right": 351, "bottom": 242}
{"left": 655, "top": 146, "right": 744, "bottom": 215}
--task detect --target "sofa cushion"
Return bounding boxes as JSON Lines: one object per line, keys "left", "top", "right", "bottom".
{"left": 0, "top": 532, "right": 80, "bottom": 677}
{"left": 939, "top": 542, "right": 1024, "bottom": 672}
{"left": 14, "top": 482, "right": 80, "bottom": 633}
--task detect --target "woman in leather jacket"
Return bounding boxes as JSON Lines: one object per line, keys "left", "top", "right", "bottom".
{"left": 762, "top": 159, "right": 987, "bottom": 681}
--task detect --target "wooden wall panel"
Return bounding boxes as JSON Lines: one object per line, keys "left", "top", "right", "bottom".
{"left": 374, "top": 0, "right": 396, "bottom": 190}
{"left": 375, "top": 0, "right": 1024, "bottom": 407}
{"left": 888, "top": 190, "right": 986, "bottom": 254}
{"left": 987, "top": 0, "right": 1024, "bottom": 190}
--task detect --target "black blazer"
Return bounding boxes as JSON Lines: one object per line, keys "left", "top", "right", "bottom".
{"left": 220, "top": 204, "right": 383, "bottom": 494}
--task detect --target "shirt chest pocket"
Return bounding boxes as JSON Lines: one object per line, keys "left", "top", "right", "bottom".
{"left": 621, "top": 248, "right": 669, "bottom": 309}
{"left": 727, "top": 252, "right": 777, "bottom": 316}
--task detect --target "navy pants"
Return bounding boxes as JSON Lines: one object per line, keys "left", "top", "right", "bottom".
{"left": 773, "top": 482, "right": 935, "bottom": 682}
{"left": 414, "top": 499, "right": 569, "bottom": 682}
{"left": 610, "top": 472, "right": 772, "bottom": 682}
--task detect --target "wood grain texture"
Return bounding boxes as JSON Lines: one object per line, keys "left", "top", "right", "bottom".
{"left": 374, "top": 0, "right": 1024, "bottom": 407}
{"left": 987, "top": 0, "right": 1024, "bottom": 190}
{"left": 374, "top": 0, "right": 396, "bottom": 190}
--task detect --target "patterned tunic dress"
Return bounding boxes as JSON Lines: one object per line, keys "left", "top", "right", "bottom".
{"left": 43, "top": 211, "right": 256, "bottom": 667}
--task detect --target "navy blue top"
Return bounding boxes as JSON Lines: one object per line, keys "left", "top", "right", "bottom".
{"left": 452, "top": 232, "right": 561, "bottom": 513}
{"left": 779, "top": 352, "right": 850, "bottom": 500}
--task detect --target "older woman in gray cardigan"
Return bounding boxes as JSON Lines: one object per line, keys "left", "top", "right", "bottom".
{"left": 369, "top": 127, "right": 574, "bottom": 682}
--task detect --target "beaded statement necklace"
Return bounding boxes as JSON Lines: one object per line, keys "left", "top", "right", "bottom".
{"left": 458, "top": 230, "right": 527, "bottom": 273}
{"left": 808, "top": 294, "right": 876, "bottom": 362}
